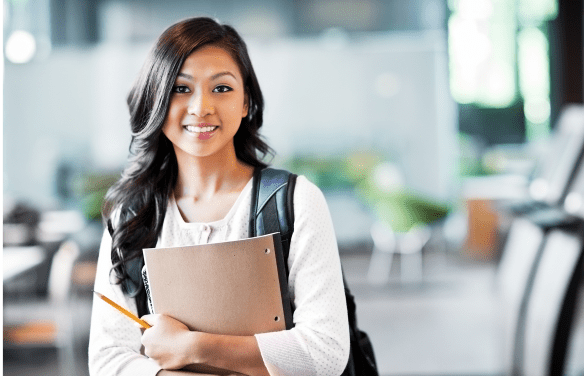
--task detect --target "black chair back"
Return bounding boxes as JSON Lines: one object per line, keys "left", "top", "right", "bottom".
{"left": 562, "top": 273, "right": 584, "bottom": 376}
{"left": 498, "top": 218, "right": 547, "bottom": 374}
{"left": 522, "top": 229, "right": 584, "bottom": 376}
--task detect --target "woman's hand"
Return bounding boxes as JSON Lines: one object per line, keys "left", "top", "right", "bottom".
{"left": 141, "top": 314, "right": 200, "bottom": 370}
{"left": 157, "top": 371, "right": 241, "bottom": 376}
{"left": 142, "top": 314, "right": 267, "bottom": 376}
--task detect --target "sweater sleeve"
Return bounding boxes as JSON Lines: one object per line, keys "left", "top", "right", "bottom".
{"left": 88, "top": 228, "right": 162, "bottom": 376}
{"left": 254, "top": 176, "right": 350, "bottom": 376}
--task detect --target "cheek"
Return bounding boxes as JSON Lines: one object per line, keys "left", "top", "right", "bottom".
{"left": 161, "top": 120, "right": 171, "bottom": 138}
{"left": 162, "top": 105, "right": 182, "bottom": 132}
{"left": 164, "top": 100, "right": 185, "bottom": 124}
{"left": 161, "top": 116, "right": 180, "bottom": 144}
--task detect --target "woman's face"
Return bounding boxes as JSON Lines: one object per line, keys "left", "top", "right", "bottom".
{"left": 162, "top": 45, "right": 248, "bottom": 160}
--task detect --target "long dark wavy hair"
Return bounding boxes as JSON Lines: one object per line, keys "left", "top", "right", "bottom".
{"left": 103, "top": 17, "right": 272, "bottom": 315}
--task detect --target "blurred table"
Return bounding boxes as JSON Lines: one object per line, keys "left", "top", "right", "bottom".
{"left": 462, "top": 174, "right": 529, "bottom": 261}
{"left": 3, "top": 246, "right": 46, "bottom": 282}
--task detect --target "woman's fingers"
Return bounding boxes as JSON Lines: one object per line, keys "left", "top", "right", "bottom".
{"left": 139, "top": 314, "right": 194, "bottom": 370}
{"left": 140, "top": 314, "right": 157, "bottom": 327}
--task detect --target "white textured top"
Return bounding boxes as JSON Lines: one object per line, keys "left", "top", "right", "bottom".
{"left": 88, "top": 175, "right": 350, "bottom": 376}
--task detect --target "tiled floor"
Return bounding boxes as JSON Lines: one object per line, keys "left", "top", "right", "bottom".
{"left": 3, "top": 248, "right": 506, "bottom": 376}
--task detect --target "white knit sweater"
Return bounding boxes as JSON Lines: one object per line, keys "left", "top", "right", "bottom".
{"left": 88, "top": 175, "right": 350, "bottom": 376}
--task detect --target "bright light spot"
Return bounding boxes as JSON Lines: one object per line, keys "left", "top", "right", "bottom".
{"left": 373, "top": 162, "right": 404, "bottom": 193}
{"left": 529, "top": 178, "right": 549, "bottom": 200}
{"left": 448, "top": 0, "right": 517, "bottom": 107}
{"left": 519, "top": 0, "right": 558, "bottom": 22}
{"left": 525, "top": 98, "right": 551, "bottom": 124}
{"left": 375, "top": 72, "right": 401, "bottom": 98}
{"left": 518, "top": 28, "right": 549, "bottom": 97}
{"left": 518, "top": 27, "right": 551, "bottom": 139}
{"left": 564, "top": 192, "right": 583, "bottom": 214}
{"left": 449, "top": 17, "right": 492, "bottom": 66}
{"left": 5, "top": 30, "right": 36, "bottom": 64}
{"left": 458, "top": 0, "right": 494, "bottom": 20}
{"left": 484, "top": 62, "right": 516, "bottom": 106}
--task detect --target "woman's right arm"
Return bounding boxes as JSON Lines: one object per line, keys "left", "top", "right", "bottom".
{"left": 157, "top": 372, "right": 221, "bottom": 375}
{"left": 88, "top": 228, "right": 163, "bottom": 376}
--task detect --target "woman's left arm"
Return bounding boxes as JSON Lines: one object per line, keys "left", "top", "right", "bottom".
{"left": 141, "top": 314, "right": 269, "bottom": 376}
{"left": 253, "top": 176, "right": 351, "bottom": 375}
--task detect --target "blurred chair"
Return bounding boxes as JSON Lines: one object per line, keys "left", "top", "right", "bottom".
{"left": 367, "top": 220, "right": 431, "bottom": 284}
{"left": 501, "top": 104, "right": 584, "bottom": 215}
{"left": 497, "top": 217, "right": 547, "bottom": 375}
{"left": 362, "top": 162, "right": 448, "bottom": 285}
{"left": 517, "top": 130, "right": 584, "bottom": 375}
{"left": 522, "top": 229, "right": 584, "bottom": 376}
{"left": 4, "top": 239, "right": 81, "bottom": 376}
{"left": 496, "top": 105, "right": 584, "bottom": 375}
{"left": 497, "top": 206, "right": 584, "bottom": 376}
{"left": 563, "top": 275, "right": 584, "bottom": 376}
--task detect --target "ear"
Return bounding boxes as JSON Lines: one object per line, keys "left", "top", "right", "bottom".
{"left": 242, "top": 92, "right": 249, "bottom": 118}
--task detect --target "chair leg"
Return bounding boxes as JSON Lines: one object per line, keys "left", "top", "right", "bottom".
{"left": 56, "top": 306, "right": 76, "bottom": 376}
{"left": 367, "top": 247, "right": 394, "bottom": 285}
{"left": 400, "top": 251, "right": 423, "bottom": 284}
{"left": 368, "top": 221, "right": 397, "bottom": 285}
{"left": 398, "top": 225, "right": 430, "bottom": 284}
{"left": 58, "top": 343, "right": 76, "bottom": 376}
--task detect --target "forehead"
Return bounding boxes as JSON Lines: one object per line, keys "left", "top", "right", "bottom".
{"left": 179, "top": 45, "right": 242, "bottom": 80}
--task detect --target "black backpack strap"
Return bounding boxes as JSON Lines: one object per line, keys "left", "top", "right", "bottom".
{"left": 249, "top": 167, "right": 297, "bottom": 329}
{"left": 249, "top": 168, "right": 297, "bottom": 254}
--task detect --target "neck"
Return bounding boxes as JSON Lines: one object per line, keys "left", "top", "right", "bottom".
{"left": 172, "top": 144, "right": 254, "bottom": 202}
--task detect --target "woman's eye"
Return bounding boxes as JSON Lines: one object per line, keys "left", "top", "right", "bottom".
{"left": 213, "top": 85, "right": 233, "bottom": 93}
{"left": 172, "top": 85, "right": 190, "bottom": 93}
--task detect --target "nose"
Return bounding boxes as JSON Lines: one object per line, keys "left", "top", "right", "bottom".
{"left": 187, "top": 91, "right": 215, "bottom": 117}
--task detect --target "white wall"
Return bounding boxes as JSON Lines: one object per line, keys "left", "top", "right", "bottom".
{"left": 4, "top": 42, "right": 152, "bottom": 206}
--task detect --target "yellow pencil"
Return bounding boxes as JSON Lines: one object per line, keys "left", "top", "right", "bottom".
{"left": 93, "top": 290, "right": 152, "bottom": 329}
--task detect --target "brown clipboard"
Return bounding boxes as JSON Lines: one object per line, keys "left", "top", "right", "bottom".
{"left": 142, "top": 233, "right": 293, "bottom": 337}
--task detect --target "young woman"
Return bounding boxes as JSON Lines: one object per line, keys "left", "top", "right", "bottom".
{"left": 88, "top": 17, "right": 349, "bottom": 376}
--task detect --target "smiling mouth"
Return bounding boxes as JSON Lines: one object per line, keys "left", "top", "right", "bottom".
{"left": 184, "top": 125, "right": 219, "bottom": 133}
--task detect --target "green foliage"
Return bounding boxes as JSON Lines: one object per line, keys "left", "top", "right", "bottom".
{"left": 77, "top": 172, "right": 120, "bottom": 221}
{"left": 356, "top": 182, "right": 449, "bottom": 233}
{"left": 283, "top": 150, "right": 383, "bottom": 190}
{"left": 283, "top": 151, "right": 450, "bottom": 233}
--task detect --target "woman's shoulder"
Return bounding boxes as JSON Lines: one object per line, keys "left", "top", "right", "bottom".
{"left": 294, "top": 174, "right": 321, "bottom": 194}
{"left": 292, "top": 174, "right": 329, "bottom": 211}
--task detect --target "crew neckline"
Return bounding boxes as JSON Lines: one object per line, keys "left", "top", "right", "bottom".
{"left": 170, "top": 177, "right": 253, "bottom": 228}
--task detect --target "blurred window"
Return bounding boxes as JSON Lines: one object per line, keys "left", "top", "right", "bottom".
{"left": 448, "top": 0, "right": 558, "bottom": 143}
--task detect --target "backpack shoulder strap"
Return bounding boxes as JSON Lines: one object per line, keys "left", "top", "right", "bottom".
{"left": 249, "top": 167, "right": 297, "bottom": 256}
{"left": 249, "top": 167, "right": 297, "bottom": 330}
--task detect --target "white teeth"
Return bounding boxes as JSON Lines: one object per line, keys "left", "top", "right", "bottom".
{"left": 185, "top": 125, "right": 217, "bottom": 133}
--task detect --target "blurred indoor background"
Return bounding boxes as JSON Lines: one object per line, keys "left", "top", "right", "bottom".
{"left": 3, "top": 0, "right": 584, "bottom": 375}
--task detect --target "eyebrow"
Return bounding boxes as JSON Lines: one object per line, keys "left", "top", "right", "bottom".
{"left": 176, "top": 71, "right": 237, "bottom": 81}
